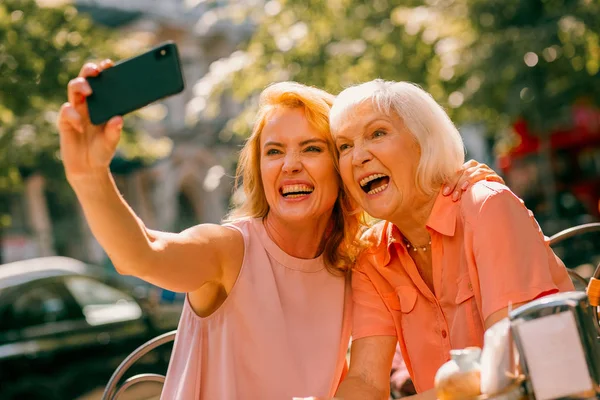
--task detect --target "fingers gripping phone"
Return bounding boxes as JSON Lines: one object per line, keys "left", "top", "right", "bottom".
{"left": 86, "top": 41, "right": 185, "bottom": 125}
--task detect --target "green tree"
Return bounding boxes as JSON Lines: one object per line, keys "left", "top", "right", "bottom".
{"left": 445, "top": 0, "right": 600, "bottom": 225}
{"left": 449, "top": 0, "right": 599, "bottom": 132}
{"left": 0, "top": 0, "right": 121, "bottom": 262}
{"left": 211, "top": 0, "right": 454, "bottom": 136}
{"left": 0, "top": 0, "right": 123, "bottom": 193}
{"left": 0, "top": 0, "right": 169, "bottom": 261}
{"left": 457, "top": 0, "right": 600, "bottom": 130}
{"left": 214, "top": 0, "right": 599, "bottom": 226}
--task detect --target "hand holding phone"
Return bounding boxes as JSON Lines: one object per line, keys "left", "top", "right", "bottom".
{"left": 57, "top": 60, "right": 123, "bottom": 178}
{"left": 57, "top": 42, "right": 185, "bottom": 179}
{"left": 86, "top": 41, "right": 185, "bottom": 125}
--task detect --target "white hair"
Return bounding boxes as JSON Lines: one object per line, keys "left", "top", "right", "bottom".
{"left": 330, "top": 79, "right": 465, "bottom": 195}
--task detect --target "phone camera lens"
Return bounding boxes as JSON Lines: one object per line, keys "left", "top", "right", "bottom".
{"left": 154, "top": 46, "right": 170, "bottom": 60}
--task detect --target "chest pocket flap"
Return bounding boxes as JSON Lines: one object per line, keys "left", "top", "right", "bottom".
{"left": 384, "top": 286, "right": 418, "bottom": 313}
{"left": 455, "top": 274, "right": 475, "bottom": 304}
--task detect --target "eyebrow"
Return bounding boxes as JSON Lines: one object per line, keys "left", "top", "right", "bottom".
{"left": 364, "top": 117, "right": 390, "bottom": 129}
{"left": 263, "top": 138, "right": 328, "bottom": 148}
{"left": 335, "top": 117, "right": 391, "bottom": 141}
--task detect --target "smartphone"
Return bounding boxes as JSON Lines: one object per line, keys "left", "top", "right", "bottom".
{"left": 86, "top": 41, "right": 185, "bottom": 125}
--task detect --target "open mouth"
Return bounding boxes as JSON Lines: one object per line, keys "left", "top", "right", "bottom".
{"left": 359, "top": 174, "right": 389, "bottom": 195}
{"left": 280, "top": 184, "right": 314, "bottom": 199}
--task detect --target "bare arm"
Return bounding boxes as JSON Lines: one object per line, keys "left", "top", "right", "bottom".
{"left": 484, "top": 301, "right": 528, "bottom": 330}
{"left": 69, "top": 171, "right": 239, "bottom": 292}
{"left": 335, "top": 336, "right": 397, "bottom": 400}
{"left": 58, "top": 61, "right": 241, "bottom": 293}
{"left": 336, "top": 337, "right": 438, "bottom": 400}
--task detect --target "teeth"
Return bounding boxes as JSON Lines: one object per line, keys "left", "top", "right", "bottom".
{"left": 281, "top": 184, "right": 314, "bottom": 194}
{"left": 368, "top": 183, "right": 388, "bottom": 195}
{"left": 360, "top": 174, "right": 387, "bottom": 187}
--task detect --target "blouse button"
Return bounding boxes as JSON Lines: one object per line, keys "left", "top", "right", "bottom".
{"left": 441, "top": 330, "right": 448, "bottom": 338}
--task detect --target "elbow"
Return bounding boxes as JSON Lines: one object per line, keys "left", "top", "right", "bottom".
{"left": 111, "top": 260, "right": 127, "bottom": 276}
{"left": 109, "top": 257, "right": 151, "bottom": 278}
{"left": 108, "top": 241, "right": 163, "bottom": 279}
{"left": 112, "top": 259, "right": 137, "bottom": 277}
{"left": 92, "top": 225, "right": 167, "bottom": 280}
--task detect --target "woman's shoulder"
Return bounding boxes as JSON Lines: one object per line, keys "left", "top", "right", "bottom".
{"left": 459, "top": 181, "right": 528, "bottom": 221}
{"left": 185, "top": 219, "right": 247, "bottom": 238}
{"left": 222, "top": 216, "right": 254, "bottom": 230}
{"left": 181, "top": 220, "right": 247, "bottom": 257}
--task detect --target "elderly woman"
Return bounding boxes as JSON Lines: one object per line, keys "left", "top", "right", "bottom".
{"left": 330, "top": 80, "right": 574, "bottom": 399}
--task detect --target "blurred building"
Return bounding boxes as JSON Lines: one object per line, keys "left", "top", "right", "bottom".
{"left": 4, "top": 0, "right": 260, "bottom": 264}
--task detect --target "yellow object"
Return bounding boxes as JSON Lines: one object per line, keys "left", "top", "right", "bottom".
{"left": 435, "top": 347, "right": 482, "bottom": 400}
{"left": 586, "top": 277, "right": 600, "bottom": 307}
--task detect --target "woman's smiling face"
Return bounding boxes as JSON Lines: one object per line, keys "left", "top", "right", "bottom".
{"left": 260, "top": 106, "right": 340, "bottom": 224}
{"left": 334, "top": 101, "right": 422, "bottom": 221}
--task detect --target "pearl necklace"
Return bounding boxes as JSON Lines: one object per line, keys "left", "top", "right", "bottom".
{"left": 402, "top": 237, "right": 432, "bottom": 252}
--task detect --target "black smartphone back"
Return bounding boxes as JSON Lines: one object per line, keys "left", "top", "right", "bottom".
{"left": 87, "top": 41, "right": 185, "bottom": 125}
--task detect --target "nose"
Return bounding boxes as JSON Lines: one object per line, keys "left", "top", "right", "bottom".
{"left": 351, "top": 144, "right": 372, "bottom": 167}
{"left": 282, "top": 152, "right": 302, "bottom": 174}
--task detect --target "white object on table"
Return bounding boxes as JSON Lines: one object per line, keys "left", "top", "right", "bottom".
{"left": 514, "top": 311, "right": 594, "bottom": 400}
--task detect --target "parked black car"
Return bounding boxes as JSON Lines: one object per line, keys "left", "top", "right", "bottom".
{"left": 0, "top": 256, "right": 182, "bottom": 400}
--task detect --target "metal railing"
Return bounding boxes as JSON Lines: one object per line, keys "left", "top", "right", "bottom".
{"left": 549, "top": 222, "right": 600, "bottom": 246}
{"left": 549, "top": 222, "right": 600, "bottom": 287}
{"left": 101, "top": 330, "right": 176, "bottom": 400}
{"left": 549, "top": 222, "right": 600, "bottom": 336}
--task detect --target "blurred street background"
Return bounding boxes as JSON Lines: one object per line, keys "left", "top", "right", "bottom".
{"left": 0, "top": 0, "right": 599, "bottom": 398}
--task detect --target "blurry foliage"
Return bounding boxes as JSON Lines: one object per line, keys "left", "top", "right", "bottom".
{"left": 0, "top": 0, "right": 115, "bottom": 196}
{"left": 207, "top": 0, "right": 599, "bottom": 230}
{"left": 0, "top": 0, "right": 165, "bottom": 200}
{"left": 213, "top": 0, "right": 447, "bottom": 137}
{"left": 0, "top": 0, "right": 173, "bottom": 237}
{"left": 434, "top": 0, "right": 600, "bottom": 137}
{"left": 447, "top": 0, "right": 600, "bottom": 228}
{"left": 212, "top": 0, "right": 599, "bottom": 145}
{"left": 2, "top": 0, "right": 598, "bottom": 231}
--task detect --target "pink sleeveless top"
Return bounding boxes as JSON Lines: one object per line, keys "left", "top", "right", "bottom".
{"left": 160, "top": 218, "right": 352, "bottom": 399}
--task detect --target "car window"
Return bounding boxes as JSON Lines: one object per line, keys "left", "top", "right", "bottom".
{"left": 64, "top": 277, "right": 143, "bottom": 326}
{"left": 8, "top": 284, "right": 71, "bottom": 330}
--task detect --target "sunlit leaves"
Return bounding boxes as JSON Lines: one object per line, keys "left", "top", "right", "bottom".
{"left": 206, "top": 0, "right": 446, "bottom": 138}
{"left": 0, "top": 0, "right": 119, "bottom": 193}
{"left": 447, "top": 0, "right": 600, "bottom": 136}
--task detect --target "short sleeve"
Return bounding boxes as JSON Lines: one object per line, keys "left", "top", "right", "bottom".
{"left": 351, "top": 263, "right": 397, "bottom": 340}
{"left": 469, "top": 187, "right": 570, "bottom": 321}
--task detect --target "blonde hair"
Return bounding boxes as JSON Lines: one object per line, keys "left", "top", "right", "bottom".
{"left": 330, "top": 79, "right": 465, "bottom": 195}
{"left": 227, "top": 81, "right": 364, "bottom": 275}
